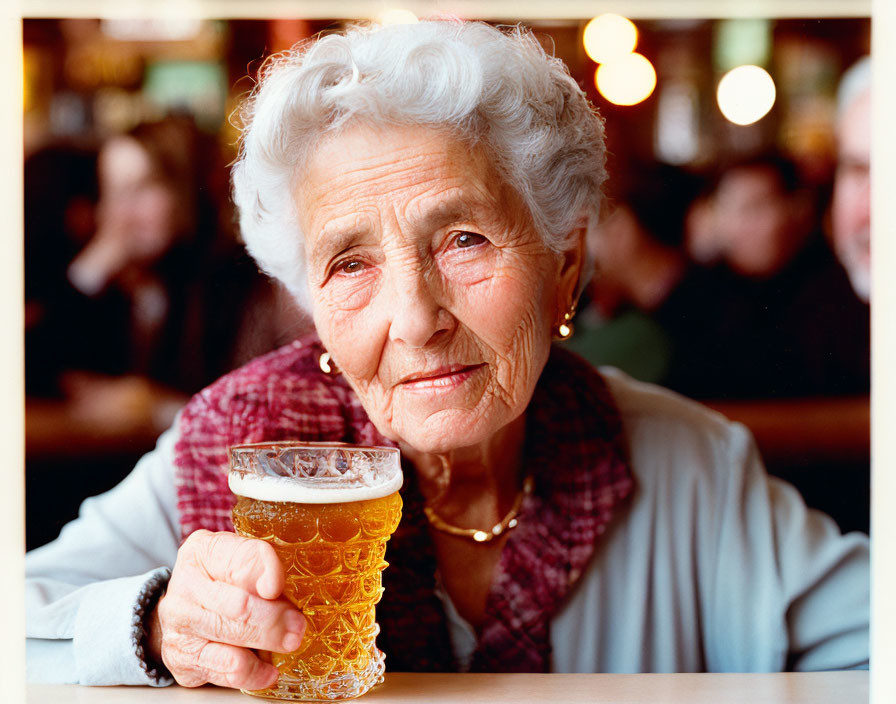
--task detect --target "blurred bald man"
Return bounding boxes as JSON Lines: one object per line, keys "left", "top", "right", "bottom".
{"left": 832, "top": 56, "right": 871, "bottom": 303}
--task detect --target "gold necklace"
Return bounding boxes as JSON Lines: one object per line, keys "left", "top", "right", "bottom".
{"left": 423, "top": 476, "right": 534, "bottom": 543}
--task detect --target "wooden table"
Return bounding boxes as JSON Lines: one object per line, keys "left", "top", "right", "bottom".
{"left": 27, "top": 672, "right": 868, "bottom": 703}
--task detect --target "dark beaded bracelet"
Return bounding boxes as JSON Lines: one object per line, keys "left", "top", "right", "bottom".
{"left": 133, "top": 568, "right": 173, "bottom": 684}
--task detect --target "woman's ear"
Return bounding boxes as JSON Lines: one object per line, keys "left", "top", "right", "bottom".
{"left": 557, "top": 217, "right": 589, "bottom": 308}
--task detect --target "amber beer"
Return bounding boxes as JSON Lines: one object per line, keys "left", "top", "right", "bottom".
{"left": 229, "top": 442, "right": 403, "bottom": 701}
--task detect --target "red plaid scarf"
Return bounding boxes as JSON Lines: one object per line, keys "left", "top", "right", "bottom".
{"left": 174, "top": 333, "right": 634, "bottom": 672}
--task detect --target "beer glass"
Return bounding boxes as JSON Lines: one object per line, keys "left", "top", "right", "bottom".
{"left": 229, "top": 441, "right": 403, "bottom": 701}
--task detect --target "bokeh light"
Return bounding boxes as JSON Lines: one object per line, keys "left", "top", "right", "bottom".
{"left": 583, "top": 14, "right": 639, "bottom": 64}
{"left": 379, "top": 8, "right": 419, "bottom": 25}
{"left": 716, "top": 65, "right": 777, "bottom": 125}
{"left": 595, "top": 53, "right": 657, "bottom": 106}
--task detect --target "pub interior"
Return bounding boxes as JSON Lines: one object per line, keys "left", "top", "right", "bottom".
{"left": 24, "top": 11, "right": 871, "bottom": 547}
{"left": 20, "top": 6, "right": 879, "bottom": 704}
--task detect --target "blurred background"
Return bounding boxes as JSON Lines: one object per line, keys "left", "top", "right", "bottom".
{"left": 22, "top": 7, "right": 871, "bottom": 548}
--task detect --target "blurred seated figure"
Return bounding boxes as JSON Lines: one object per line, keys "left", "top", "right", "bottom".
{"left": 66, "top": 117, "right": 301, "bottom": 393}
{"left": 661, "top": 151, "right": 869, "bottom": 402}
{"left": 779, "top": 54, "right": 871, "bottom": 535}
{"left": 830, "top": 56, "right": 871, "bottom": 304}
{"left": 25, "top": 116, "right": 307, "bottom": 548}
{"left": 568, "top": 154, "right": 870, "bottom": 533}
{"left": 664, "top": 151, "right": 870, "bottom": 534}
{"left": 710, "top": 152, "right": 815, "bottom": 279}
{"left": 563, "top": 163, "right": 707, "bottom": 384}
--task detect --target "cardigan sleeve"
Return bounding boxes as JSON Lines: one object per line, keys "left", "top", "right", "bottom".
{"left": 704, "top": 421, "right": 869, "bottom": 672}
{"left": 25, "top": 427, "right": 181, "bottom": 685}
{"left": 566, "top": 368, "right": 870, "bottom": 674}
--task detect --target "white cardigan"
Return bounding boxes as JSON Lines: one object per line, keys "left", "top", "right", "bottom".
{"left": 25, "top": 369, "right": 869, "bottom": 684}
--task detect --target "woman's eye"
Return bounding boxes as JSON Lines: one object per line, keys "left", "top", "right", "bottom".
{"left": 336, "top": 259, "right": 365, "bottom": 275}
{"left": 454, "top": 232, "right": 487, "bottom": 248}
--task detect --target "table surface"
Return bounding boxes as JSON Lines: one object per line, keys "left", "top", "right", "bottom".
{"left": 27, "top": 672, "right": 868, "bottom": 703}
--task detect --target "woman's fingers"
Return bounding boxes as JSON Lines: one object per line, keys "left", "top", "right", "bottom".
{"left": 156, "top": 529, "right": 305, "bottom": 689}
{"left": 169, "top": 579, "right": 305, "bottom": 652}
{"left": 189, "top": 530, "right": 286, "bottom": 599}
{"left": 167, "top": 639, "right": 280, "bottom": 690}
{"left": 201, "top": 642, "right": 279, "bottom": 691}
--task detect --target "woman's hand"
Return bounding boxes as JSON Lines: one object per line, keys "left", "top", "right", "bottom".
{"left": 147, "top": 529, "right": 306, "bottom": 689}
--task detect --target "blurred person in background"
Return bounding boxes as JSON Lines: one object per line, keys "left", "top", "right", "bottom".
{"left": 661, "top": 150, "right": 870, "bottom": 534}
{"left": 661, "top": 151, "right": 869, "bottom": 403}
{"left": 569, "top": 156, "right": 868, "bottom": 534}
{"left": 25, "top": 116, "right": 305, "bottom": 548}
{"left": 830, "top": 56, "right": 871, "bottom": 304}
{"left": 709, "top": 153, "right": 815, "bottom": 280}
{"left": 63, "top": 116, "right": 296, "bottom": 395}
{"left": 564, "top": 163, "right": 710, "bottom": 385}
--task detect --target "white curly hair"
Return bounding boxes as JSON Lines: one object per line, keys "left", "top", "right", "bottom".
{"left": 231, "top": 19, "right": 607, "bottom": 310}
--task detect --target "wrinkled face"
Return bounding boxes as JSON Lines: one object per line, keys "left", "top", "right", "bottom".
{"left": 832, "top": 90, "right": 871, "bottom": 302}
{"left": 296, "top": 123, "right": 579, "bottom": 454}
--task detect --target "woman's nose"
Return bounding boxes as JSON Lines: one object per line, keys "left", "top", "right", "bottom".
{"left": 385, "top": 264, "right": 454, "bottom": 348}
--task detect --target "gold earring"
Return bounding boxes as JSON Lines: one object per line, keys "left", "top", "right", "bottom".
{"left": 319, "top": 351, "right": 342, "bottom": 376}
{"left": 555, "top": 305, "right": 576, "bottom": 340}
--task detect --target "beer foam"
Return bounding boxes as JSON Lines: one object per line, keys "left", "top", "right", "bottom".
{"left": 228, "top": 470, "right": 403, "bottom": 504}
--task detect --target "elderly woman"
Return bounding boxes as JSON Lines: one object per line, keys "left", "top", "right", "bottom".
{"left": 26, "top": 20, "right": 868, "bottom": 688}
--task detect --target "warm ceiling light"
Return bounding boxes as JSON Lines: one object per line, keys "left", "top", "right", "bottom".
{"left": 100, "top": 18, "right": 203, "bottom": 41}
{"left": 595, "top": 52, "right": 657, "bottom": 106}
{"left": 583, "top": 14, "right": 638, "bottom": 64}
{"left": 379, "top": 8, "right": 419, "bottom": 25}
{"left": 716, "top": 64, "right": 776, "bottom": 125}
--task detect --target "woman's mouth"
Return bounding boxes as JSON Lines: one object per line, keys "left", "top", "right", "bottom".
{"left": 397, "top": 364, "right": 486, "bottom": 392}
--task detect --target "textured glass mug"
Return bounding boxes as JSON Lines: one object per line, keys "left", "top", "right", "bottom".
{"left": 229, "top": 441, "right": 403, "bottom": 701}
